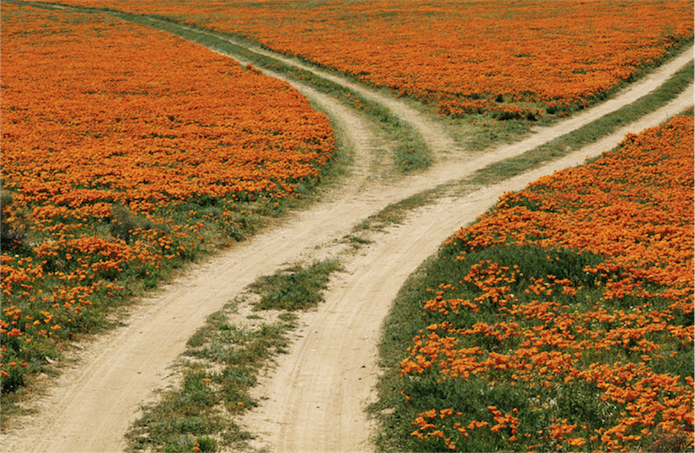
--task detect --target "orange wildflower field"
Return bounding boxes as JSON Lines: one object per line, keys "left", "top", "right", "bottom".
{"left": 37, "top": 0, "right": 694, "bottom": 120}
{"left": 381, "top": 115, "right": 694, "bottom": 452}
{"left": 1, "top": 2, "right": 335, "bottom": 391}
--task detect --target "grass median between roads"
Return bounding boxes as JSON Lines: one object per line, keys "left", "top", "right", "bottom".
{"left": 126, "top": 259, "right": 343, "bottom": 452}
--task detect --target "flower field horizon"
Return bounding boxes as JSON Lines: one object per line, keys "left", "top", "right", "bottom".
{"left": 33, "top": 0, "right": 694, "bottom": 122}
{"left": 378, "top": 113, "right": 694, "bottom": 452}
{"left": 1, "top": 2, "right": 336, "bottom": 393}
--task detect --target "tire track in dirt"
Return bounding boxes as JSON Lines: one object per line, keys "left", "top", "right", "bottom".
{"left": 1, "top": 6, "right": 691, "bottom": 451}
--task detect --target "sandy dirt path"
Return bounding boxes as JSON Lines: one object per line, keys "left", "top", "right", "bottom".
{"left": 0, "top": 11, "right": 691, "bottom": 451}
{"left": 242, "top": 85, "right": 693, "bottom": 453}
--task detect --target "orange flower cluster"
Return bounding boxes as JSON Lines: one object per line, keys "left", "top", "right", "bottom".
{"left": 400, "top": 115, "right": 694, "bottom": 452}
{"left": 1, "top": 3, "right": 334, "bottom": 391}
{"left": 456, "top": 115, "right": 694, "bottom": 310}
{"left": 37, "top": 0, "right": 694, "bottom": 119}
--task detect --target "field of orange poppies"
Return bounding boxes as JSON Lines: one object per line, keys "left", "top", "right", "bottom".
{"left": 0, "top": 2, "right": 335, "bottom": 392}
{"left": 379, "top": 114, "right": 694, "bottom": 452}
{"left": 2, "top": 2, "right": 693, "bottom": 450}
{"left": 36, "top": 0, "right": 694, "bottom": 121}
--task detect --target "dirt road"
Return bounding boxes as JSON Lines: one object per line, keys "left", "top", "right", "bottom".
{"left": 1, "top": 11, "right": 691, "bottom": 452}
{"left": 242, "top": 85, "right": 694, "bottom": 453}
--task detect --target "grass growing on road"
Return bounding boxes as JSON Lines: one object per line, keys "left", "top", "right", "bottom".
{"left": 126, "top": 259, "right": 344, "bottom": 451}
{"left": 126, "top": 298, "right": 297, "bottom": 452}
{"left": 248, "top": 259, "right": 344, "bottom": 311}
{"left": 354, "top": 189, "right": 443, "bottom": 233}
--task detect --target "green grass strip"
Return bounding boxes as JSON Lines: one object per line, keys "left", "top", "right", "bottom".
{"left": 247, "top": 259, "right": 344, "bottom": 311}
{"left": 354, "top": 188, "right": 443, "bottom": 232}
{"left": 470, "top": 61, "right": 694, "bottom": 185}
{"left": 126, "top": 258, "right": 343, "bottom": 451}
{"left": 126, "top": 300, "right": 297, "bottom": 452}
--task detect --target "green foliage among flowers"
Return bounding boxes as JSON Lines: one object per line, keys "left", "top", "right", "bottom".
{"left": 378, "top": 114, "right": 694, "bottom": 452}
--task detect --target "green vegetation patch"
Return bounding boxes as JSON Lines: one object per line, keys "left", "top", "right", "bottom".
{"left": 126, "top": 300, "right": 297, "bottom": 452}
{"left": 247, "top": 259, "right": 344, "bottom": 311}
{"left": 126, "top": 257, "right": 345, "bottom": 451}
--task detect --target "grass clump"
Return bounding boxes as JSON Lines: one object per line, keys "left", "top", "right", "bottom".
{"left": 341, "top": 234, "right": 374, "bottom": 250}
{"left": 248, "top": 259, "right": 343, "bottom": 311}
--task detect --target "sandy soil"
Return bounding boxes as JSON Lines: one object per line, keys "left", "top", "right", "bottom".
{"left": 0, "top": 13, "right": 692, "bottom": 453}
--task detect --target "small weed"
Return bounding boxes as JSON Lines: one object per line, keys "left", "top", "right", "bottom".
{"left": 342, "top": 234, "right": 373, "bottom": 249}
